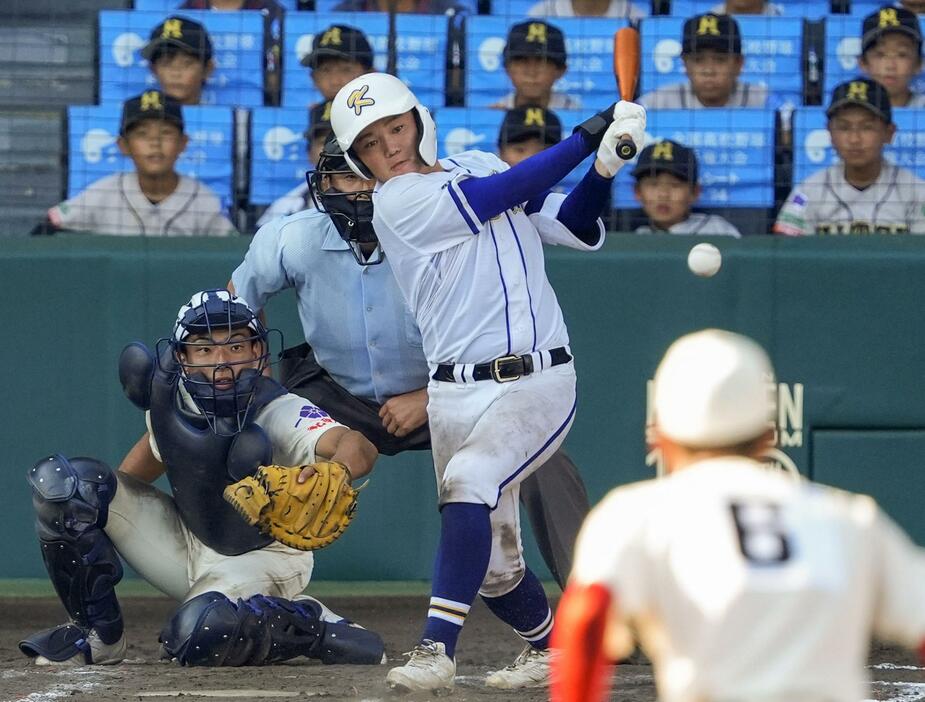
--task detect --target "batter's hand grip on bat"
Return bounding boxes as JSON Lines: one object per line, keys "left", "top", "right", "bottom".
{"left": 617, "top": 135, "right": 637, "bottom": 160}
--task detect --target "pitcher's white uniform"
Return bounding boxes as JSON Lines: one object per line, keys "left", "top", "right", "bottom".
{"left": 774, "top": 162, "right": 925, "bottom": 235}
{"left": 372, "top": 149, "right": 603, "bottom": 594}
{"left": 570, "top": 457, "right": 925, "bottom": 702}
{"left": 106, "top": 387, "right": 342, "bottom": 602}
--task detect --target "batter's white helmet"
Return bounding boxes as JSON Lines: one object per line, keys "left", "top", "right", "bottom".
{"left": 653, "top": 329, "right": 775, "bottom": 449}
{"left": 330, "top": 72, "right": 437, "bottom": 179}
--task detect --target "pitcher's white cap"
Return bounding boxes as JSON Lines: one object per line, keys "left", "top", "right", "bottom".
{"left": 653, "top": 329, "right": 775, "bottom": 448}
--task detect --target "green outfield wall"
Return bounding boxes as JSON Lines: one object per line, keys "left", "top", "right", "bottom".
{"left": 2, "top": 234, "right": 924, "bottom": 582}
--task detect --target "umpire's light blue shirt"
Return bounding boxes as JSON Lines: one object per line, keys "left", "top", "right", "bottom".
{"left": 231, "top": 209, "right": 429, "bottom": 403}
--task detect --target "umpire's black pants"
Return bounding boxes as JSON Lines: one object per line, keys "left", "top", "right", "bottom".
{"left": 278, "top": 343, "right": 590, "bottom": 590}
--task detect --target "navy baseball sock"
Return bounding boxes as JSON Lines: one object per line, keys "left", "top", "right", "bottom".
{"left": 421, "top": 502, "right": 492, "bottom": 659}
{"left": 480, "top": 567, "right": 554, "bottom": 650}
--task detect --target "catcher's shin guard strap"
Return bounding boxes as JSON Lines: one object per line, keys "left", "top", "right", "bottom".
{"left": 19, "top": 623, "right": 92, "bottom": 663}
{"left": 159, "top": 592, "right": 384, "bottom": 666}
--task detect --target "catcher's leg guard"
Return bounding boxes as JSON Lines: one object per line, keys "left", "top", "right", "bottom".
{"left": 20, "top": 455, "right": 124, "bottom": 662}
{"left": 159, "top": 592, "right": 384, "bottom": 666}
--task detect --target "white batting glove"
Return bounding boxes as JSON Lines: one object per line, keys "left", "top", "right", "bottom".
{"left": 596, "top": 101, "right": 647, "bottom": 178}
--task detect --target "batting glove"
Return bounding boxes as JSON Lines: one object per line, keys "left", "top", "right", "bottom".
{"left": 596, "top": 101, "right": 647, "bottom": 178}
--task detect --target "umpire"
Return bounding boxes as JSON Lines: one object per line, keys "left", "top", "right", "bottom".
{"left": 230, "top": 137, "right": 589, "bottom": 588}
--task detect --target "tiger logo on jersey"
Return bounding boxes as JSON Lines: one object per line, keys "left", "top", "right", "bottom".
{"left": 347, "top": 85, "right": 375, "bottom": 116}
{"left": 816, "top": 221, "right": 910, "bottom": 234}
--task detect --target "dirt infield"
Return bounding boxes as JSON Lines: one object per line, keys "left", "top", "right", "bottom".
{"left": 2, "top": 596, "right": 923, "bottom": 702}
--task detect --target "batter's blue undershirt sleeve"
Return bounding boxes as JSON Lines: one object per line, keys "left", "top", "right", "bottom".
{"left": 555, "top": 166, "right": 612, "bottom": 245}
{"left": 457, "top": 133, "right": 595, "bottom": 223}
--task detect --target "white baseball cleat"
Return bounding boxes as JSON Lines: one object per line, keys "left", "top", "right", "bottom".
{"left": 35, "top": 630, "right": 126, "bottom": 666}
{"left": 386, "top": 639, "right": 456, "bottom": 692}
{"left": 484, "top": 645, "right": 554, "bottom": 689}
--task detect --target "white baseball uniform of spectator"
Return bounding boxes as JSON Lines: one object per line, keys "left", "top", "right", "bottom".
{"left": 551, "top": 329, "right": 925, "bottom": 702}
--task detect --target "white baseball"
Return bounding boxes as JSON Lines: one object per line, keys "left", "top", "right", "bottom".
{"left": 687, "top": 243, "right": 722, "bottom": 277}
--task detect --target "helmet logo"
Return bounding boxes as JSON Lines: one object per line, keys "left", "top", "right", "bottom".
{"left": 347, "top": 85, "right": 375, "bottom": 116}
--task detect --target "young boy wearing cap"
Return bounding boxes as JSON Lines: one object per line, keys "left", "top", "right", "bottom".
{"left": 491, "top": 21, "right": 581, "bottom": 110}
{"left": 256, "top": 100, "right": 333, "bottom": 226}
{"left": 632, "top": 139, "right": 741, "bottom": 236}
{"left": 301, "top": 25, "right": 374, "bottom": 103}
{"left": 142, "top": 16, "right": 215, "bottom": 106}
{"left": 858, "top": 5, "right": 925, "bottom": 108}
{"left": 774, "top": 78, "right": 925, "bottom": 235}
{"left": 497, "top": 105, "right": 562, "bottom": 167}
{"left": 179, "top": 0, "right": 285, "bottom": 105}
{"left": 41, "top": 91, "right": 237, "bottom": 237}
{"left": 639, "top": 13, "right": 769, "bottom": 109}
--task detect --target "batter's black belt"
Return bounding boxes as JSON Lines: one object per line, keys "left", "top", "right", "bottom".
{"left": 432, "top": 347, "right": 572, "bottom": 383}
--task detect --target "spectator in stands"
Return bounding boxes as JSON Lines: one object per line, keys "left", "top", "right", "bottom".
{"left": 774, "top": 78, "right": 925, "bottom": 235}
{"left": 300, "top": 25, "right": 374, "bottom": 103}
{"left": 491, "top": 21, "right": 581, "bottom": 110}
{"left": 179, "top": 0, "right": 284, "bottom": 105}
{"left": 527, "top": 0, "right": 647, "bottom": 19}
{"left": 332, "top": 0, "right": 468, "bottom": 14}
{"left": 632, "top": 140, "right": 741, "bottom": 236}
{"left": 36, "top": 91, "right": 236, "bottom": 237}
{"left": 142, "top": 17, "right": 215, "bottom": 106}
{"left": 497, "top": 105, "right": 562, "bottom": 167}
{"left": 709, "top": 0, "right": 783, "bottom": 15}
{"left": 256, "top": 101, "right": 333, "bottom": 227}
{"left": 639, "top": 14, "right": 769, "bottom": 109}
{"left": 858, "top": 6, "right": 925, "bottom": 108}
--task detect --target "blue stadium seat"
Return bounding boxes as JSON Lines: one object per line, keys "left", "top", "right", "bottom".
{"left": 282, "top": 12, "right": 448, "bottom": 109}
{"left": 67, "top": 103, "right": 235, "bottom": 210}
{"left": 133, "top": 0, "right": 298, "bottom": 11}
{"left": 613, "top": 108, "right": 777, "bottom": 208}
{"left": 433, "top": 106, "right": 600, "bottom": 194}
{"left": 465, "top": 16, "right": 628, "bottom": 109}
{"left": 99, "top": 10, "right": 265, "bottom": 106}
{"left": 669, "top": 0, "right": 828, "bottom": 18}
{"left": 792, "top": 106, "right": 925, "bottom": 186}
{"left": 313, "top": 0, "right": 476, "bottom": 11}
{"left": 823, "top": 14, "right": 925, "bottom": 98}
{"left": 639, "top": 15, "right": 803, "bottom": 107}
{"left": 250, "top": 106, "right": 310, "bottom": 206}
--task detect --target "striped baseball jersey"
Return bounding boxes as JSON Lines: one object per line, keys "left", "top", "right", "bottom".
{"left": 635, "top": 212, "right": 741, "bottom": 236}
{"left": 48, "top": 172, "right": 237, "bottom": 237}
{"left": 774, "top": 162, "right": 925, "bottom": 235}
{"left": 371, "top": 150, "right": 604, "bottom": 366}
{"left": 570, "top": 457, "right": 925, "bottom": 702}
{"left": 639, "top": 82, "right": 769, "bottom": 110}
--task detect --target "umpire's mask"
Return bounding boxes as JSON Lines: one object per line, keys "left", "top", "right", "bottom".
{"left": 308, "top": 135, "right": 381, "bottom": 266}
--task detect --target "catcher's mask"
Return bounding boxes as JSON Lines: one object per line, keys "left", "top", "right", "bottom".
{"left": 161, "top": 289, "right": 280, "bottom": 436}
{"left": 308, "top": 135, "right": 381, "bottom": 265}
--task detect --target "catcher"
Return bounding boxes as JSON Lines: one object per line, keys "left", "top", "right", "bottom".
{"left": 19, "top": 289, "right": 385, "bottom": 667}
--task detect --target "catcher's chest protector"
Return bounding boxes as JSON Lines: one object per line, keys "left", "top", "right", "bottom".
{"left": 143, "top": 351, "right": 287, "bottom": 556}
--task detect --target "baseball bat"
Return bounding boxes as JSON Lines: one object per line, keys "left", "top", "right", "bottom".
{"left": 613, "top": 26, "right": 641, "bottom": 160}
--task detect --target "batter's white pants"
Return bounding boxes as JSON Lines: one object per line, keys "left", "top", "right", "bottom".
{"left": 105, "top": 472, "right": 314, "bottom": 603}
{"left": 426, "top": 362, "right": 577, "bottom": 597}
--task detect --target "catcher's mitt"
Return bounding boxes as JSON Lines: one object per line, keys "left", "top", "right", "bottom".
{"left": 223, "top": 462, "right": 362, "bottom": 551}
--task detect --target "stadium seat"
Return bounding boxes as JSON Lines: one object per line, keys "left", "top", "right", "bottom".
{"left": 249, "top": 106, "right": 311, "bottom": 206}
{"left": 792, "top": 106, "right": 925, "bottom": 186}
{"left": 822, "top": 14, "right": 925, "bottom": 99}
{"left": 612, "top": 108, "right": 777, "bottom": 212}
{"left": 464, "top": 16, "right": 629, "bottom": 109}
{"left": 98, "top": 9, "right": 265, "bottom": 106}
{"left": 133, "top": 0, "right": 299, "bottom": 10}
{"left": 639, "top": 15, "right": 804, "bottom": 108}
{"left": 282, "top": 12, "right": 448, "bottom": 109}
{"left": 669, "top": 0, "right": 828, "bottom": 19}
{"left": 67, "top": 103, "right": 235, "bottom": 211}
